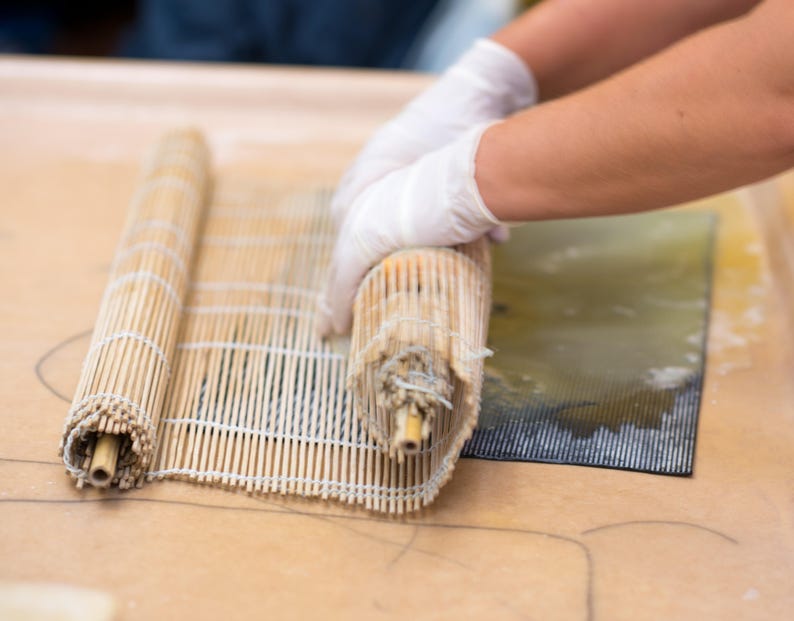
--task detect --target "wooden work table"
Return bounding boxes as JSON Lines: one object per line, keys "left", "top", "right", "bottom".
{"left": 1, "top": 56, "right": 792, "bottom": 620}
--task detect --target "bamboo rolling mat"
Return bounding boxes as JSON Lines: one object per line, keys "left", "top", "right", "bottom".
{"left": 59, "top": 129, "right": 491, "bottom": 513}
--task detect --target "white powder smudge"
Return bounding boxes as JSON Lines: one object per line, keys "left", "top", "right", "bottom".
{"left": 644, "top": 366, "right": 694, "bottom": 390}
{"left": 708, "top": 311, "right": 749, "bottom": 351}
{"left": 686, "top": 331, "right": 704, "bottom": 346}
{"left": 684, "top": 352, "right": 700, "bottom": 364}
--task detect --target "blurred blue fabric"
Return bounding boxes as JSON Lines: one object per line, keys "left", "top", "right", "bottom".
{"left": 122, "top": 0, "right": 440, "bottom": 68}
{"left": 406, "top": 0, "right": 516, "bottom": 72}
{"left": 0, "top": 6, "right": 57, "bottom": 54}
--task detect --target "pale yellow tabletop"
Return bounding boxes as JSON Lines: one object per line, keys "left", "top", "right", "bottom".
{"left": 1, "top": 56, "right": 792, "bottom": 620}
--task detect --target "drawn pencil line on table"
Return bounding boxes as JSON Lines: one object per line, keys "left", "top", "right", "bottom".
{"left": 581, "top": 519, "right": 738, "bottom": 544}
{"left": 34, "top": 329, "right": 93, "bottom": 403}
{"left": 388, "top": 525, "right": 421, "bottom": 568}
{"left": 0, "top": 490, "right": 596, "bottom": 621}
{"left": 1, "top": 452, "right": 747, "bottom": 620}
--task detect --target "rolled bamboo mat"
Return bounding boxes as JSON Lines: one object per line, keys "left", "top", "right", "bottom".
{"left": 348, "top": 241, "right": 492, "bottom": 462}
{"left": 59, "top": 129, "right": 209, "bottom": 489}
{"left": 60, "top": 129, "right": 492, "bottom": 512}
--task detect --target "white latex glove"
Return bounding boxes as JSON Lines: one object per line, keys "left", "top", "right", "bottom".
{"left": 318, "top": 123, "right": 502, "bottom": 336}
{"left": 330, "top": 38, "right": 536, "bottom": 225}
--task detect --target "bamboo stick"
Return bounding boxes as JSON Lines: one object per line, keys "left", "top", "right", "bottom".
{"left": 88, "top": 434, "right": 121, "bottom": 488}
{"left": 393, "top": 403, "right": 423, "bottom": 455}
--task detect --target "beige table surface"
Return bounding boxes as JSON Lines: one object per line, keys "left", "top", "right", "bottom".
{"left": 1, "top": 56, "right": 793, "bottom": 621}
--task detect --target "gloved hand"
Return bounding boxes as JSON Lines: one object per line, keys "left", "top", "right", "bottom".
{"left": 318, "top": 123, "right": 503, "bottom": 336}
{"left": 330, "top": 38, "right": 536, "bottom": 225}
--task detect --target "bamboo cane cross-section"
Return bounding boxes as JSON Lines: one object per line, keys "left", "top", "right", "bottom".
{"left": 88, "top": 434, "right": 122, "bottom": 488}
{"left": 59, "top": 129, "right": 494, "bottom": 513}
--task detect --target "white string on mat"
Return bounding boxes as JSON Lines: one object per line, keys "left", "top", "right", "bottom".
{"left": 131, "top": 174, "right": 201, "bottom": 208}
{"left": 191, "top": 281, "right": 320, "bottom": 300}
{"left": 104, "top": 271, "right": 182, "bottom": 308}
{"left": 183, "top": 305, "right": 314, "bottom": 319}
{"left": 85, "top": 331, "right": 172, "bottom": 377}
{"left": 113, "top": 241, "right": 188, "bottom": 276}
{"left": 124, "top": 219, "right": 191, "bottom": 253}
{"left": 174, "top": 341, "right": 345, "bottom": 360}
{"left": 201, "top": 233, "right": 335, "bottom": 247}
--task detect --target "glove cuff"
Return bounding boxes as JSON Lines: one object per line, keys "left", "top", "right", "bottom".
{"left": 453, "top": 122, "right": 504, "bottom": 230}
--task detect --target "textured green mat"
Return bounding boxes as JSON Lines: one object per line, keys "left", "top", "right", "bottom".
{"left": 463, "top": 210, "right": 715, "bottom": 474}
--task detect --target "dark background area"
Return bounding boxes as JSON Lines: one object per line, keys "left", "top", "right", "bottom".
{"left": 0, "top": 1, "right": 136, "bottom": 56}
{"left": 0, "top": 0, "right": 443, "bottom": 68}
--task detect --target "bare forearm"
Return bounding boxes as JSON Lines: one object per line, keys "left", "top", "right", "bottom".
{"left": 477, "top": 0, "right": 794, "bottom": 221}
{"left": 493, "top": 0, "right": 760, "bottom": 99}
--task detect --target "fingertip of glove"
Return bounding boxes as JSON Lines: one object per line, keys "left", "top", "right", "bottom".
{"left": 331, "top": 287, "right": 355, "bottom": 335}
{"left": 330, "top": 190, "right": 350, "bottom": 226}
{"left": 317, "top": 269, "right": 356, "bottom": 337}
{"left": 315, "top": 292, "right": 334, "bottom": 338}
{"left": 332, "top": 311, "right": 353, "bottom": 337}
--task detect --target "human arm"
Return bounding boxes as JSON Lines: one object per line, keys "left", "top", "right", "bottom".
{"left": 478, "top": 0, "right": 794, "bottom": 221}
{"left": 331, "top": 0, "right": 760, "bottom": 226}
{"left": 320, "top": 0, "right": 793, "bottom": 335}
{"left": 493, "top": 0, "right": 760, "bottom": 100}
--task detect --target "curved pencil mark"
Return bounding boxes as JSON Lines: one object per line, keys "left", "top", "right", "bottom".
{"left": 246, "top": 494, "right": 470, "bottom": 570}
{"left": 415, "top": 518, "right": 595, "bottom": 620}
{"left": 0, "top": 494, "right": 595, "bottom": 621}
{"left": 240, "top": 494, "right": 593, "bottom": 619}
{"left": 581, "top": 520, "right": 737, "bottom": 545}
{"left": 388, "top": 525, "right": 420, "bottom": 568}
{"left": 34, "top": 329, "right": 93, "bottom": 403}
{"left": 0, "top": 456, "right": 61, "bottom": 467}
